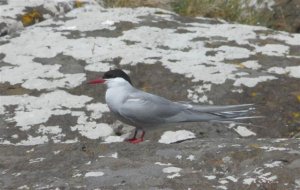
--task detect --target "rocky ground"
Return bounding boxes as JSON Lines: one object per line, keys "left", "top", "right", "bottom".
{"left": 1, "top": 139, "right": 300, "bottom": 190}
{"left": 0, "top": 1, "right": 300, "bottom": 189}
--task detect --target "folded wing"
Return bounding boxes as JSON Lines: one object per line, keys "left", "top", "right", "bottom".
{"left": 119, "top": 91, "right": 184, "bottom": 125}
{"left": 119, "top": 91, "right": 257, "bottom": 125}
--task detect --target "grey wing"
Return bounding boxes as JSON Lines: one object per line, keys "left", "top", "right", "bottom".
{"left": 119, "top": 91, "right": 185, "bottom": 125}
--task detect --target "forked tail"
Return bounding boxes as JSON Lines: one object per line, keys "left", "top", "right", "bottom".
{"left": 167, "top": 103, "right": 261, "bottom": 123}
{"left": 192, "top": 104, "right": 257, "bottom": 120}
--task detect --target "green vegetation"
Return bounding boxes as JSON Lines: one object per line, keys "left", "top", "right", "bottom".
{"left": 171, "top": 0, "right": 273, "bottom": 27}
{"left": 103, "top": 0, "right": 274, "bottom": 28}
{"left": 103, "top": 0, "right": 156, "bottom": 8}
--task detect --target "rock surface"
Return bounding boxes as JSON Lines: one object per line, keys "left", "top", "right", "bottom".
{"left": 1, "top": 139, "right": 300, "bottom": 189}
{"left": 0, "top": 1, "right": 300, "bottom": 189}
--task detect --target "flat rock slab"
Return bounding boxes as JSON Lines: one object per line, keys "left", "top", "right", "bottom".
{"left": 1, "top": 138, "right": 300, "bottom": 189}
{"left": 0, "top": 1, "right": 300, "bottom": 189}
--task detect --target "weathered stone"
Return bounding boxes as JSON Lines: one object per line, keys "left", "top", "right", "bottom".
{"left": 0, "top": 1, "right": 299, "bottom": 189}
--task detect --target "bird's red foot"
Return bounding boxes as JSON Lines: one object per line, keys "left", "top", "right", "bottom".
{"left": 125, "top": 129, "right": 145, "bottom": 144}
{"left": 125, "top": 138, "right": 144, "bottom": 144}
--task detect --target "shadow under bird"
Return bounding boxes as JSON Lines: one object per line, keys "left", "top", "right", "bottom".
{"left": 88, "top": 69, "right": 256, "bottom": 144}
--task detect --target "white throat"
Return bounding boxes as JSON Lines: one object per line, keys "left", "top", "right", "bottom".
{"left": 105, "top": 77, "right": 133, "bottom": 113}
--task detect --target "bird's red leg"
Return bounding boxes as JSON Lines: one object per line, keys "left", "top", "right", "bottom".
{"left": 125, "top": 129, "right": 138, "bottom": 142}
{"left": 126, "top": 129, "right": 145, "bottom": 144}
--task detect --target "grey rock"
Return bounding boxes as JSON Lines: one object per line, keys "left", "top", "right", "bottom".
{"left": 288, "top": 159, "right": 300, "bottom": 169}
{"left": 0, "top": 2, "right": 300, "bottom": 190}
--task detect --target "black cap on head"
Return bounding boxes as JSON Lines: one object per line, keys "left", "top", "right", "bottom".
{"left": 103, "top": 69, "right": 132, "bottom": 84}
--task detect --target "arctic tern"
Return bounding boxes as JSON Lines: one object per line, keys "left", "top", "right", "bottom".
{"left": 88, "top": 69, "right": 255, "bottom": 144}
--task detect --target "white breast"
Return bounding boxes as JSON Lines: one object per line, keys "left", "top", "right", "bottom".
{"left": 104, "top": 77, "right": 134, "bottom": 114}
{"left": 105, "top": 87, "right": 126, "bottom": 113}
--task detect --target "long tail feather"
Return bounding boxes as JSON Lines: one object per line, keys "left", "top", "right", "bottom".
{"left": 185, "top": 103, "right": 258, "bottom": 122}
{"left": 190, "top": 104, "right": 254, "bottom": 112}
{"left": 166, "top": 103, "right": 260, "bottom": 123}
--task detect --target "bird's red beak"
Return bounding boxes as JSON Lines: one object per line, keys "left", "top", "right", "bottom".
{"left": 87, "top": 78, "right": 106, "bottom": 84}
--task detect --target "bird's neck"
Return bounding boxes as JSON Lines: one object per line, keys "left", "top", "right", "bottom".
{"left": 105, "top": 84, "right": 133, "bottom": 113}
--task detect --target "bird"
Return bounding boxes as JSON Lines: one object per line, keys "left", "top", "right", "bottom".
{"left": 88, "top": 69, "right": 256, "bottom": 144}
